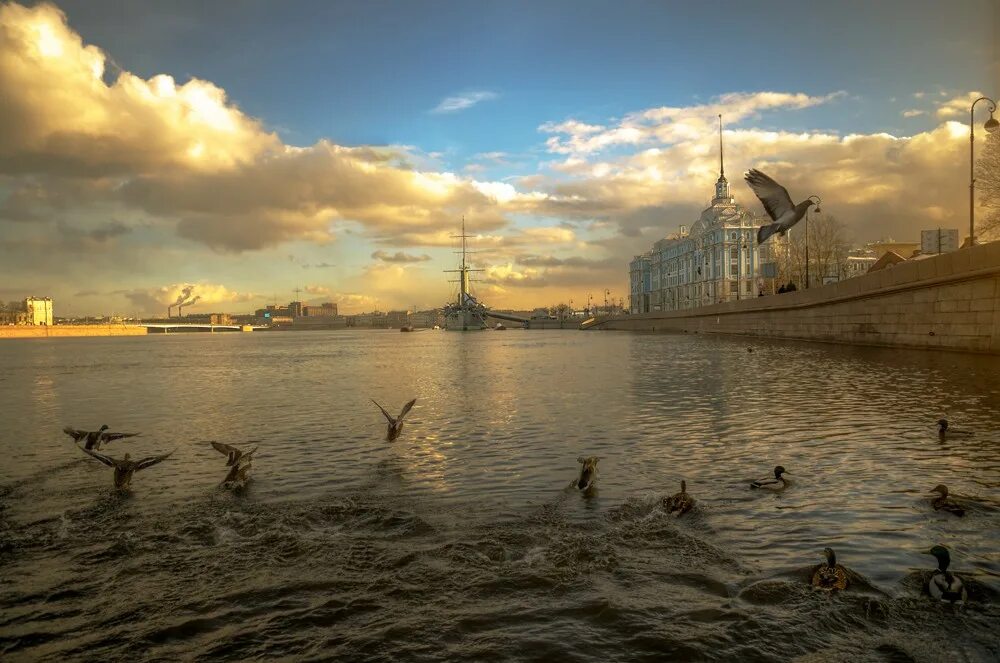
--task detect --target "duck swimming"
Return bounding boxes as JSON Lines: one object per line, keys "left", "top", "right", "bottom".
{"left": 751, "top": 465, "right": 789, "bottom": 489}
{"left": 79, "top": 446, "right": 172, "bottom": 491}
{"left": 928, "top": 484, "right": 965, "bottom": 517}
{"left": 210, "top": 441, "right": 258, "bottom": 467}
{"left": 576, "top": 456, "right": 600, "bottom": 491}
{"left": 63, "top": 425, "right": 140, "bottom": 451}
{"left": 372, "top": 398, "right": 417, "bottom": 441}
{"left": 937, "top": 418, "right": 973, "bottom": 439}
{"left": 923, "top": 545, "right": 967, "bottom": 605}
{"left": 811, "top": 547, "right": 849, "bottom": 591}
{"left": 663, "top": 480, "right": 695, "bottom": 516}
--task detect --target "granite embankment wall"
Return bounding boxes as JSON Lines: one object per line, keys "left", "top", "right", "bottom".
{"left": 0, "top": 325, "right": 148, "bottom": 339}
{"left": 590, "top": 240, "right": 1000, "bottom": 354}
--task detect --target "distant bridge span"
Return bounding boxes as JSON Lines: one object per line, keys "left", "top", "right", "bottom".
{"left": 140, "top": 323, "right": 266, "bottom": 332}
{"left": 483, "top": 310, "right": 529, "bottom": 324}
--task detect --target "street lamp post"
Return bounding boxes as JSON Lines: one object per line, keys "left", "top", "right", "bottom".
{"left": 804, "top": 195, "right": 822, "bottom": 289}
{"left": 970, "top": 97, "right": 999, "bottom": 246}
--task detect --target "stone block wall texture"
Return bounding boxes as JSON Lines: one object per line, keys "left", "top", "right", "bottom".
{"left": 592, "top": 241, "right": 1000, "bottom": 354}
{"left": 0, "top": 325, "right": 148, "bottom": 339}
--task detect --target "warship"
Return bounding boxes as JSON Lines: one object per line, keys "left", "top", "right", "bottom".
{"left": 443, "top": 218, "right": 489, "bottom": 331}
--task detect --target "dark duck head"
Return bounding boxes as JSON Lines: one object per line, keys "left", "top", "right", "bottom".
{"left": 929, "top": 484, "right": 949, "bottom": 498}
{"left": 822, "top": 547, "right": 837, "bottom": 567}
{"left": 924, "top": 545, "right": 951, "bottom": 571}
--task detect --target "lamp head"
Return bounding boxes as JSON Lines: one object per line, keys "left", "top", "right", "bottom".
{"left": 985, "top": 113, "right": 1000, "bottom": 133}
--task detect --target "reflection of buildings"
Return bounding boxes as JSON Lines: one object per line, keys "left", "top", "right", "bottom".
{"left": 629, "top": 126, "right": 775, "bottom": 313}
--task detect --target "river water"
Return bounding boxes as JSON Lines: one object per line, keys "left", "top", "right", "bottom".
{"left": 1, "top": 330, "right": 998, "bottom": 661}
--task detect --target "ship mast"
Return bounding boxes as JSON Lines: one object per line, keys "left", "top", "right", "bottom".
{"left": 445, "top": 216, "right": 481, "bottom": 306}
{"left": 460, "top": 215, "right": 469, "bottom": 306}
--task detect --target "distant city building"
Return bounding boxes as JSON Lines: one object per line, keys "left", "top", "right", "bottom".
{"left": 920, "top": 228, "right": 959, "bottom": 255}
{"left": 303, "top": 302, "right": 338, "bottom": 317}
{"left": 385, "top": 310, "right": 411, "bottom": 328}
{"left": 843, "top": 247, "right": 878, "bottom": 279}
{"left": 628, "top": 254, "right": 652, "bottom": 314}
{"left": 25, "top": 297, "right": 53, "bottom": 326}
{"left": 209, "top": 313, "right": 233, "bottom": 325}
{"left": 868, "top": 239, "right": 920, "bottom": 260}
{"left": 628, "top": 123, "right": 777, "bottom": 313}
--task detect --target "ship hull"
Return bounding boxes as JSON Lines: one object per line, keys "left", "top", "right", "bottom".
{"left": 444, "top": 309, "right": 488, "bottom": 331}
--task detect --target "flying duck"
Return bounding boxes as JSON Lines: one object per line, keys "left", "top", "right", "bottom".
{"left": 928, "top": 484, "right": 965, "bottom": 517}
{"left": 79, "top": 446, "right": 172, "bottom": 491}
{"left": 372, "top": 398, "right": 417, "bottom": 441}
{"left": 937, "top": 418, "right": 973, "bottom": 439}
{"left": 811, "top": 547, "right": 850, "bottom": 591}
{"left": 63, "top": 425, "right": 140, "bottom": 451}
{"left": 663, "top": 480, "right": 695, "bottom": 516}
{"left": 222, "top": 458, "right": 253, "bottom": 488}
{"left": 923, "top": 545, "right": 967, "bottom": 605}
{"left": 576, "top": 456, "right": 600, "bottom": 492}
{"left": 210, "top": 441, "right": 258, "bottom": 467}
{"left": 751, "top": 465, "right": 789, "bottom": 490}
{"left": 744, "top": 169, "right": 819, "bottom": 245}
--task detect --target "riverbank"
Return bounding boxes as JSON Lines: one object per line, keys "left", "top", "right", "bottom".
{"left": 0, "top": 324, "right": 148, "bottom": 339}
{"left": 589, "top": 240, "right": 1000, "bottom": 354}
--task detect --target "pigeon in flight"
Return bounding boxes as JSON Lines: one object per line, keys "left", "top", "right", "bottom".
{"left": 79, "top": 446, "right": 173, "bottom": 491}
{"left": 744, "top": 169, "right": 818, "bottom": 244}
{"left": 63, "top": 425, "right": 140, "bottom": 451}
{"left": 372, "top": 398, "right": 416, "bottom": 441}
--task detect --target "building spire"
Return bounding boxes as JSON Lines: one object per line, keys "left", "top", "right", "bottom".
{"left": 718, "top": 114, "right": 724, "bottom": 178}
{"left": 713, "top": 113, "right": 731, "bottom": 203}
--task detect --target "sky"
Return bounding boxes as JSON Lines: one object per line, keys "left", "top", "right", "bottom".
{"left": 1, "top": 0, "right": 998, "bottom": 316}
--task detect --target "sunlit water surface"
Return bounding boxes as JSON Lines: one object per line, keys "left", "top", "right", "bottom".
{"left": 1, "top": 330, "right": 998, "bottom": 661}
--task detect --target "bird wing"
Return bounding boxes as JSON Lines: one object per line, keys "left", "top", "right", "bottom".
{"left": 63, "top": 426, "right": 85, "bottom": 439}
{"left": 372, "top": 400, "right": 396, "bottom": 424}
{"left": 101, "top": 432, "right": 140, "bottom": 442}
{"left": 80, "top": 446, "right": 116, "bottom": 468}
{"left": 396, "top": 398, "right": 417, "bottom": 422}
{"left": 210, "top": 441, "right": 240, "bottom": 457}
{"left": 751, "top": 478, "right": 777, "bottom": 487}
{"left": 745, "top": 169, "right": 794, "bottom": 222}
{"left": 135, "top": 450, "right": 173, "bottom": 471}
{"left": 243, "top": 446, "right": 259, "bottom": 461}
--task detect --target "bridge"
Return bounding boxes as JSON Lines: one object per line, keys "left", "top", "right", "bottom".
{"left": 483, "top": 310, "right": 529, "bottom": 324}
{"left": 140, "top": 323, "right": 266, "bottom": 332}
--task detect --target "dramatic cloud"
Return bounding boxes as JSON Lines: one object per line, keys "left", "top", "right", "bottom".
{"left": 0, "top": 4, "right": 530, "bottom": 251}
{"left": 431, "top": 90, "right": 498, "bottom": 114}
{"left": 526, "top": 109, "right": 980, "bottom": 246}
{"left": 935, "top": 91, "right": 984, "bottom": 118}
{"left": 539, "top": 91, "right": 843, "bottom": 155}
{"left": 118, "top": 282, "right": 258, "bottom": 314}
{"left": 0, "top": 2, "right": 988, "bottom": 313}
{"left": 371, "top": 249, "right": 432, "bottom": 263}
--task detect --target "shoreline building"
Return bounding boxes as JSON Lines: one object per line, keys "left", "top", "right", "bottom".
{"left": 25, "top": 297, "right": 53, "bottom": 326}
{"left": 629, "top": 119, "right": 778, "bottom": 313}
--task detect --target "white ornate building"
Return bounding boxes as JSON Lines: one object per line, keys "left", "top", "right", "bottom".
{"left": 629, "top": 125, "right": 779, "bottom": 313}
